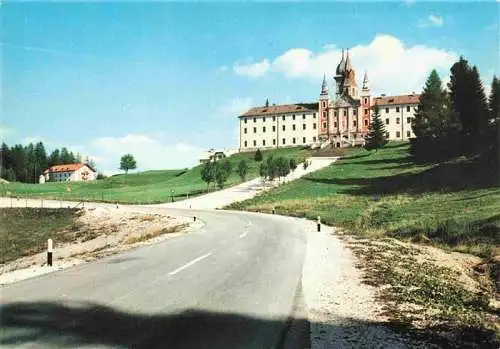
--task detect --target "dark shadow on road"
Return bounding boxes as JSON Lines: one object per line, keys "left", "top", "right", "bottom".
{"left": 1, "top": 301, "right": 498, "bottom": 348}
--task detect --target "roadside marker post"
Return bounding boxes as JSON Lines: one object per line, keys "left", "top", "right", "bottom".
{"left": 194, "top": 216, "right": 197, "bottom": 222}
{"left": 317, "top": 216, "right": 321, "bottom": 232}
{"left": 47, "top": 239, "right": 53, "bottom": 267}
{"left": 41, "top": 199, "right": 43, "bottom": 208}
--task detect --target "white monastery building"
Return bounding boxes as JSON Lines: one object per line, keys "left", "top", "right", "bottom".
{"left": 39, "top": 163, "right": 97, "bottom": 183}
{"left": 238, "top": 49, "right": 420, "bottom": 151}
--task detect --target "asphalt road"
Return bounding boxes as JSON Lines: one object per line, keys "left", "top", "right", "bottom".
{"left": 0, "top": 207, "right": 309, "bottom": 349}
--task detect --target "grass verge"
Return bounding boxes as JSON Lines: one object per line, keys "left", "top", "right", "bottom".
{"left": 123, "top": 223, "right": 187, "bottom": 244}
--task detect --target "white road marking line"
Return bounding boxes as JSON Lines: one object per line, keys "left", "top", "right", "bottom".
{"left": 239, "top": 231, "right": 248, "bottom": 238}
{"left": 168, "top": 251, "right": 213, "bottom": 276}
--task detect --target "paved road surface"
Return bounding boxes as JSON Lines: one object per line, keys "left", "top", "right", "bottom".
{"left": 0, "top": 207, "right": 308, "bottom": 349}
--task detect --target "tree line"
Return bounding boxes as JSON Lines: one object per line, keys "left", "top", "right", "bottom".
{"left": 411, "top": 56, "right": 498, "bottom": 164}
{"left": 200, "top": 149, "right": 301, "bottom": 191}
{"left": 0, "top": 141, "right": 88, "bottom": 183}
{"left": 364, "top": 55, "right": 498, "bottom": 166}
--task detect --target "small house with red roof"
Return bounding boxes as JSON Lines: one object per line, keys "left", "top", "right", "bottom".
{"left": 40, "top": 163, "right": 97, "bottom": 183}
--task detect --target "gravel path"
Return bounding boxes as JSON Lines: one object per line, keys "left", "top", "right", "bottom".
{"left": 300, "top": 221, "right": 428, "bottom": 349}
{"left": 157, "top": 157, "right": 337, "bottom": 210}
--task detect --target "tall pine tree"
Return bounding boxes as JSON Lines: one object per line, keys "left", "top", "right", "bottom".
{"left": 448, "top": 56, "right": 489, "bottom": 137}
{"left": 364, "top": 104, "right": 387, "bottom": 152}
{"left": 413, "top": 69, "right": 458, "bottom": 139}
{"left": 489, "top": 75, "right": 500, "bottom": 123}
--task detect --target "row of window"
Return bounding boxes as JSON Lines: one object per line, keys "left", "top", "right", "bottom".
{"left": 387, "top": 131, "right": 412, "bottom": 138}
{"left": 244, "top": 113, "right": 316, "bottom": 124}
{"left": 244, "top": 123, "right": 317, "bottom": 134}
{"left": 243, "top": 136, "right": 318, "bottom": 147}
{"left": 322, "top": 119, "right": 369, "bottom": 129}
{"left": 385, "top": 117, "right": 412, "bottom": 125}
{"left": 385, "top": 106, "right": 412, "bottom": 114}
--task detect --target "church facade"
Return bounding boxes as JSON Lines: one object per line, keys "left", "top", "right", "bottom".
{"left": 238, "top": 49, "right": 420, "bottom": 151}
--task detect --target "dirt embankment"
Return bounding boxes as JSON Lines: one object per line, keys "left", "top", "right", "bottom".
{"left": 0, "top": 207, "right": 199, "bottom": 285}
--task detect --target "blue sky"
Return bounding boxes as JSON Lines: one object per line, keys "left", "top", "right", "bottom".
{"left": 1, "top": 1, "right": 498, "bottom": 173}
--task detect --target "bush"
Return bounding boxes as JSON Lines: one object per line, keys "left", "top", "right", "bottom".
{"left": 254, "top": 149, "right": 263, "bottom": 162}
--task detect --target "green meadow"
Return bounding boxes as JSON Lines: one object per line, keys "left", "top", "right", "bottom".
{"left": 0, "top": 147, "right": 311, "bottom": 204}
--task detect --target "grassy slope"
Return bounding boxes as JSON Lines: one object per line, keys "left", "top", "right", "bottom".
{"left": 0, "top": 208, "right": 80, "bottom": 264}
{"left": 0, "top": 147, "right": 311, "bottom": 204}
{"left": 228, "top": 142, "right": 500, "bottom": 257}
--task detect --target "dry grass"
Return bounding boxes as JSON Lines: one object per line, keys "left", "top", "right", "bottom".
{"left": 123, "top": 224, "right": 187, "bottom": 245}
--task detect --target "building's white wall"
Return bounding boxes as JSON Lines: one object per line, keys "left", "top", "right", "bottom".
{"left": 69, "top": 165, "right": 96, "bottom": 181}
{"left": 378, "top": 104, "right": 417, "bottom": 140}
{"left": 239, "top": 111, "right": 319, "bottom": 151}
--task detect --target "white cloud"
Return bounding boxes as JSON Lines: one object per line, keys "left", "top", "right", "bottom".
{"left": 0, "top": 126, "right": 14, "bottom": 141}
{"left": 230, "top": 34, "right": 458, "bottom": 96}
{"left": 218, "top": 97, "right": 253, "bottom": 117}
{"left": 90, "top": 134, "right": 203, "bottom": 172}
{"left": 233, "top": 59, "right": 271, "bottom": 77}
{"left": 418, "top": 14, "right": 444, "bottom": 27}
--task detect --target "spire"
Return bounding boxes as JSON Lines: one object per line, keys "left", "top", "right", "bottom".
{"left": 336, "top": 49, "right": 345, "bottom": 75}
{"left": 265, "top": 98, "right": 269, "bottom": 107}
{"left": 362, "top": 70, "right": 369, "bottom": 90}
{"left": 321, "top": 73, "right": 328, "bottom": 94}
{"left": 345, "top": 48, "right": 353, "bottom": 72}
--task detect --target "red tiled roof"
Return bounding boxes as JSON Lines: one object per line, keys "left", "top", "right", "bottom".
{"left": 240, "top": 103, "right": 319, "bottom": 117}
{"left": 44, "top": 163, "right": 83, "bottom": 174}
{"left": 374, "top": 94, "right": 421, "bottom": 106}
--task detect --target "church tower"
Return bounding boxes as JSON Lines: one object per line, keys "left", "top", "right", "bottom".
{"left": 334, "top": 49, "right": 346, "bottom": 98}
{"left": 319, "top": 74, "right": 330, "bottom": 138}
{"left": 343, "top": 49, "right": 358, "bottom": 98}
{"left": 360, "top": 70, "right": 371, "bottom": 132}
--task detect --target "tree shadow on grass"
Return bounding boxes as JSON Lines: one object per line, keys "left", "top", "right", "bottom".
{"left": 306, "top": 159, "right": 499, "bottom": 195}
{"left": 1, "top": 301, "right": 498, "bottom": 349}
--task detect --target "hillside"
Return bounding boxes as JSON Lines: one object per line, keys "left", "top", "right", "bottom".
{"left": 0, "top": 147, "right": 312, "bottom": 204}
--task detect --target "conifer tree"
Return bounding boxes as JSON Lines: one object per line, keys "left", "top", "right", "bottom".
{"left": 365, "top": 104, "right": 387, "bottom": 152}
{"left": 488, "top": 75, "right": 500, "bottom": 123}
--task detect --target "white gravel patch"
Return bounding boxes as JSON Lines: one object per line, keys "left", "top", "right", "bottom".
{"left": 299, "top": 220, "right": 427, "bottom": 348}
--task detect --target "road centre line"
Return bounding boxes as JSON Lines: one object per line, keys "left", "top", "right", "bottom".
{"left": 168, "top": 251, "right": 213, "bottom": 276}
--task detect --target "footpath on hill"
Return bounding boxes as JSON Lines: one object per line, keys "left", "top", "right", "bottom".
{"left": 155, "top": 157, "right": 338, "bottom": 210}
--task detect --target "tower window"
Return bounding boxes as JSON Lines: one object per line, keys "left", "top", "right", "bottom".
{"left": 385, "top": 108, "right": 389, "bottom": 114}
{"left": 385, "top": 119, "right": 389, "bottom": 125}
{"left": 407, "top": 117, "right": 411, "bottom": 124}
{"left": 254, "top": 127, "right": 257, "bottom": 133}
{"left": 364, "top": 98, "right": 368, "bottom": 104}
{"left": 292, "top": 137, "right": 296, "bottom": 144}
{"left": 334, "top": 122, "right": 337, "bottom": 127}
{"left": 272, "top": 126, "right": 276, "bottom": 132}
{"left": 263, "top": 117, "right": 266, "bottom": 122}
{"left": 323, "top": 122, "right": 327, "bottom": 128}
{"left": 396, "top": 118, "right": 400, "bottom": 124}
{"left": 353, "top": 120, "right": 357, "bottom": 127}
{"left": 396, "top": 107, "right": 400, "bottom": 113}
{"left": 407, "top": 106, "right": 411, "bottom": 112}
{"left": 343, "top": 110, "right": 347, "bottom": 116}
{"left": 302, "top": 124, "right": 306, "bottom": 130}
{"left": 254, "top": 117, "right": 257, "bottom": 122}
{"left": 282, "top": 125, "right": 286, "bottom": 131}
{"left": 323, "top": 111, "right": 327, "bottom": 117}
{"left": 313, "top": 113, "right": 316, "bottom": 118}
{"left": 244, "top": 119, "right": 247, "bottom": 124}
{"left": 302, "top": 137, "right": 306, "bottom": 144}
{"left": 244, "top": 141, "right": 247, "bottom": 147}
{"left": 353, "top": 109, "right": 357, "bottom": 116}
{"left": 323, "top": 101, "right": 326, "bottom": 107}
{"left": 263, "top": 126, "right": 266, "bottom": 132}
{"left": 364, "top": 109, "right": 368, "bottom": 115}
{"left": 244, "top": 128, "right": 247, "bottom": 134}
{"left": 282, "top": 115, "right": 285, "bottom": 121}
{"left": 364, "top": 119, "right": 368, "bottom": 126}
{"left": 292, "top": 124, "right": 296, "bottom": 131}
{"left": 313, "top": 123, "right": 317, "bottom": 129}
